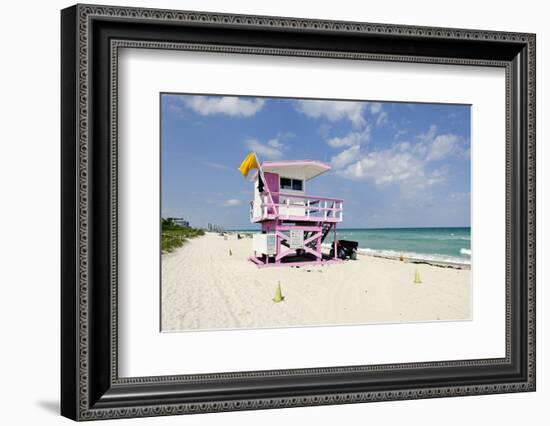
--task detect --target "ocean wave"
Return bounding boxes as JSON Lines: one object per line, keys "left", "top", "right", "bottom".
{"left": 460, "top": 248, "right": 471, "bottom": 256}
{"left": 357, "top": 248, "right": 470, "bottom": 266}
{"left": 436, "top": 236, "right": 471, "bottom": 241}
{"left": 322, "top": 243, "right": 470, "bottom": 266}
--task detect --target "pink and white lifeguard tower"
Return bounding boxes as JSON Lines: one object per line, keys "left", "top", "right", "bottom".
{"left": 248, "top": 160, "right": 344, "bottom": 268}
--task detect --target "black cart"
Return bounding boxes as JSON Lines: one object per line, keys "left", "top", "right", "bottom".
{"left": 330, "top": 239, "right": 359, "bottom": 260}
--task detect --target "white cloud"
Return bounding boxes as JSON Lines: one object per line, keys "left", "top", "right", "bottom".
{"left": 330, "top": 145, "right": 361, "bottom": 169}
{"left": 165, "top": 97, "right": 185, "bottom": 115}
{"left": 425, "top": 165, "right": 449, "bottom": 186}
{"left": 418, "top": 124, "right": 438, "bottom": 143}
{"left": 376, "top": 111, "right": 388, "bottom": 126}
{"left": 335, "top": 135, "right": 452, "bottom": 189}
{"left": 393, "top": 129, "right": 408, "bottom": 140}
{"left": 278, "top": 131, "right": 296, "bottom": 140}
{"left": 397, "top": 141, "right": 411, "bottom": 152}
{"left": 244, "top": 132, "right": 294, "bottom": 160}
{"left": 367, "top": 102, "right": 388, "bottom": 126}
{"left": 294, "top": 100, "right": 366, "bottom": 127}
{"left": 245, "top": 138, "right": 286, "bottom": 159}
{"left": 448, "top": 111, "right": 460, "bottom": 119}
{"left": 267, "top": 138, "right": 284, "bottom": 149}
{"left": 449, "top": 192, "right": 470, "bottom": 202}
{"left": 327, "top": 127, "right": 371, "bottom": 148}
{"left": 368, "top": 102, "right": 383, "bottom": 114}
{"left": 183, "top": 96, "right": 265, "bottom": 117}
{"left": 221, "top": 199, "right": 242, "bottom": 206}
{"left": 337, "top": 149, "right": 427, "bottom": 186}
{"left": 204, "top": 161, "right": 231, "bottom": 171}
{"left": 333, "top": 122, "right": 466, "bottom": 187}
{"left": 426, "top": 134, "right": 460, "bottom": 162}
{"left": 411, "top": 125, "right": 463, "bottom": 162}
{"left": 412, "top": 142, "right": 428, "bottom": 157}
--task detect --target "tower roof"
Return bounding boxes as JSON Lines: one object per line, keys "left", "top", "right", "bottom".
{"left": 260, "top": 160, "right": 331, "bottom": 181}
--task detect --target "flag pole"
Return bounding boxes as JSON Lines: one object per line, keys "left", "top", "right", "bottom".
{"left": 253, "top": 152, "right": 276, "bottom": 212}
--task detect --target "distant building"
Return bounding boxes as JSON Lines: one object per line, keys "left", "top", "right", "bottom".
{"left": 169, "top": 217, "right": 190, "bottom": 228}
{"left": 207, "top": 222, "right": 224, "bottom": 232}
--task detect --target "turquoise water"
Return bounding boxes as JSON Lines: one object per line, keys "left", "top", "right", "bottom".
{"left": 234, "top": 227, "right": 471, "bottom": 266}
{"left": 235, "top": 227, "right": 471, "bottom": 265}
{"left": 328, "top": 227, "right": 471, "bottom": 265}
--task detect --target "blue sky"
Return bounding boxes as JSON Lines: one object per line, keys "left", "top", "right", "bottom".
{"left": 161, "top": 94, "right": 471, "bottom": 229}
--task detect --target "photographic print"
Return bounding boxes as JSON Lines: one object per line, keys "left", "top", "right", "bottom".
{"left": 61, "top": 7, "right": 536, "bottom": 418}
{"left": 160, "top": 94, "right": 472, "bottom": 332}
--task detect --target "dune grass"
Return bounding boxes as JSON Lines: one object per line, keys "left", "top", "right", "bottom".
{"left": 161, "top": 219, "right": 205, "bottom": 253}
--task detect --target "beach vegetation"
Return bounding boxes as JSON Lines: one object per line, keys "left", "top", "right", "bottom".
{"left": 161, "top": 218, "right": 205, "bottom": 253}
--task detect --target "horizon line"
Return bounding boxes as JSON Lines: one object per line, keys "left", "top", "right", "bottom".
{"left": 224, "top": 225, "right": 471, "bottom": 231}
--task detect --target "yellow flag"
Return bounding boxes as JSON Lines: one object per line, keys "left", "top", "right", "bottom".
{"left": 238, "top": 152, "right": 259, "bottom": 177}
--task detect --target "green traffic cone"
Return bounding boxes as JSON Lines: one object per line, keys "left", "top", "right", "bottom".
{"left": 414, "top": 269, "right": 422, "bottom": 284}
{"left": 273, "top": 282, "right": 285, "bottom": 303}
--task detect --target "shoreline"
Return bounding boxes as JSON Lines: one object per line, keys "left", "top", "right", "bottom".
{"left": 220, "top": 231, "right": 471, "bottom": 270}
{"left": 356, "top": 251, "right": 470, "bottom": 270}
{"left": 162, "top": 233, "right": 472, "bottom": 332}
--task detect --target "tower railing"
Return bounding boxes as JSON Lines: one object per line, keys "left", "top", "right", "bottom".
{"left": 250, "top": 191, "right": 343, "bottom": 222}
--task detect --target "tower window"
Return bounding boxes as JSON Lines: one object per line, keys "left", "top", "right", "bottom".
{"left": 280, "top": 177, "right": 303, "bottom": 191}
{"left": 292, "top": 179, "right": 303, "bottom": 191}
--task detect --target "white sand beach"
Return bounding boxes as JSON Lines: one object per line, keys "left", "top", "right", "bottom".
{"left": 161, "top": 233, "right": 471, "bottom": 332}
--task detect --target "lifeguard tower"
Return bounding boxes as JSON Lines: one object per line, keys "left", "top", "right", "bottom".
{"left": 246, "top": 158, "right": 344, "bottom": 268}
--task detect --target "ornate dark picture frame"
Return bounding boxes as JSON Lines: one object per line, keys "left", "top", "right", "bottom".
{"left": 61, "top": 4, "right": 536, "bottom": 421}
